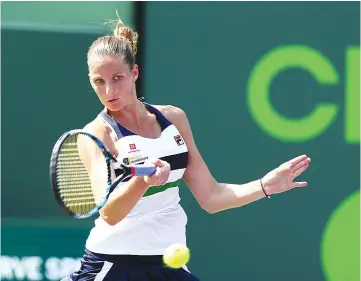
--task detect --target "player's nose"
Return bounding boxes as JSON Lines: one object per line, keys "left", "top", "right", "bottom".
{"left": 105, "top": 84, "right": 115, "bottom": 96}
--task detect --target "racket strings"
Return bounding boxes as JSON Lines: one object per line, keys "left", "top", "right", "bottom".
{"left": 55, "top": 134, "right": 107, "bottom": 215}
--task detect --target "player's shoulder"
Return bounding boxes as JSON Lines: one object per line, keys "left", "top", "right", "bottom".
{"left": 82, "top": 117, "right": 112, "bottom": 142}
{"left": 81, "top": 117, "right": 118, "bottom": 155}
{"left": 151, "top": 104, "right": 192, "bottom": 136}
{"left": 152, "top": 104, "right": 188, "bottom": 124}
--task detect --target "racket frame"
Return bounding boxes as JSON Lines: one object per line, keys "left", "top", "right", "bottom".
{"left": 50, "top": 129, "right": 132, "bottom": 219}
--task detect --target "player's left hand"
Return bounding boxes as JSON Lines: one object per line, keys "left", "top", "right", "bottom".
{"left": 261, "top": 155, "right": 311, "bottom": 196}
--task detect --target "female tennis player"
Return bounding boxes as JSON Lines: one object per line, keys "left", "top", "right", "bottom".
{"left": 64, "top": 17, "right": 311, "bottom": 281}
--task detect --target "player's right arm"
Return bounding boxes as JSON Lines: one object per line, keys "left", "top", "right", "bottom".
{"left": 78, "top": 119, "right": 170, "bottom": 225}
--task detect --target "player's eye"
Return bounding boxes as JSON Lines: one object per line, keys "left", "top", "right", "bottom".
{"left": 114, "top": 76, "right": 123, "bottom": 81}
{"left": 93, "top": 78, "right": 104, "bottom": 84}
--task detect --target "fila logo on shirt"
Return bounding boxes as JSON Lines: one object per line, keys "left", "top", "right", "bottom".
{"left": 174, "top": 135, "right": 184, "bottom": 146}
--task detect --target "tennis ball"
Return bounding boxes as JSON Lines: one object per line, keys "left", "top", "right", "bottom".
{"left": 163, "top": 243, "right": 190, "bottom": 269}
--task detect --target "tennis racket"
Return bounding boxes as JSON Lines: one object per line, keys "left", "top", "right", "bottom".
{"left": 50, "top": 129, "right": 156, "bottom": 219}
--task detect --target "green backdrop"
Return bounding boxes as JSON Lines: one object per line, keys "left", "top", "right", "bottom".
{"left": 1, "top": 1, "right": 134, "bottom": 33}
{"left": 142, "top": 2, "right": 360, "bottom": 281}
{"left": 1, "top": 2, "right": 359, "bottom": 281}
{"left": 1, "top": 2, "right": 134, "bottom": 280}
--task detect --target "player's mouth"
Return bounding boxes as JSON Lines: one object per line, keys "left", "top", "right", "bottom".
{"left": 107, "top": 98, "right": 119, "bottom": 103}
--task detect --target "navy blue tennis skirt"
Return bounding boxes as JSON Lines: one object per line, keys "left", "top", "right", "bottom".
{"left": 63, "top": 249, "right": 200, "bottom": 281}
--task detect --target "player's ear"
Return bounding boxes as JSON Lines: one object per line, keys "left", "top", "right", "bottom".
{"left": 132, "top": 64, "right": 139, "bottom": 82}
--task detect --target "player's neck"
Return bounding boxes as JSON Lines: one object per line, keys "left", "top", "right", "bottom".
{"left": 110, "top": 99, "right": 149, "bottom": 128}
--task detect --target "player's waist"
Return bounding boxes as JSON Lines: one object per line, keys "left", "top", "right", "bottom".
{"left": 86, "top": 206, "right": 188, "bottom": 255}
{"left": 93, "top": 203, "right": 187, "bottom": 229}
{"left": 83, "top": 249, "right": 164, "bottom": 265}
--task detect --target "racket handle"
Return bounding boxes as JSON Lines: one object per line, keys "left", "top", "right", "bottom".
{"left": 130, "top": 164, "right": 157, "bottom": 176}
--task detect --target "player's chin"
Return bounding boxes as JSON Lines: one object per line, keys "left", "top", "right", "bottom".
{"left": 106, "top": 100, "right": 124, "bottom": 111}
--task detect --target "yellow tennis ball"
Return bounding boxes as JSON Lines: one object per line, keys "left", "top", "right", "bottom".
{"left": 163, "top": 244, "right": 190, "bottom": 269}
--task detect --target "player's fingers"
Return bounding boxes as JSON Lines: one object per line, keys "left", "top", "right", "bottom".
{"left": 149, "top": 158, "right": 165, "bottom": 167}
{"left": 144, "top": 159, "right": 170, "bottom": 185}
{"left": 156, "top": 173, "right": 168, "bottom": 185}
{"left": 288, "top": 155, "right": 309, "bottom": 166}
{"left": 293, "top": 163, "right": 310, "bottom": 178}
{"left": 292, "top": 157, "right": 311, "bottom": 172}
{"left": 155, "top": 162, "right": 170, "bottom": 185}
{"left": 161, "top": 163, "right": 171, "bottom": 184}
{"left": 293, "top": 181, "right": 308, "bottom": 188}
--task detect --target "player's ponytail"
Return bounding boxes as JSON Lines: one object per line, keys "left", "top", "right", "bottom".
{"left": 113, "top": 15, "right": 139, "bottom": 57}
{"left": 87, "top": 10, "right": 139, "bottom": 69}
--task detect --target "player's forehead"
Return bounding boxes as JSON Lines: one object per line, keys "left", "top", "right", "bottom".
{"left": 88, "top": 55, "right": 129, "bottom": 77}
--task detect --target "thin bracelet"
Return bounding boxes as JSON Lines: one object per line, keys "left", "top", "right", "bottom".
{"left": 260, "top": 179, "right": 271, "bottom": 199}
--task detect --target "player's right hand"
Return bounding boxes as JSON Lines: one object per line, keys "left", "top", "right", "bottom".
{"left": 143, "top": 159, "right": 170, "bottom": 186}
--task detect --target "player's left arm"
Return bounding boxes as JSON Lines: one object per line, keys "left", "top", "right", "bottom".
{"left": 161, "top": 105, "right": 265, "bottom": 213}
{"left": 161, "top": 105, "right": 310, "bottom": 214}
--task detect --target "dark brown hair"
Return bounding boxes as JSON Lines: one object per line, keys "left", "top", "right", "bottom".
{"left": 87, "top": 14, "right": 139, "bottom": 69}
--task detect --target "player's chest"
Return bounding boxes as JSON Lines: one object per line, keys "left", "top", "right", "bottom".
{"left": 115, "top": 126, "right": 188, "bottom": 165}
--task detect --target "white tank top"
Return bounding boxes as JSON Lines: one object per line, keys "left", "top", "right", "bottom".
{"left": 85, "top": 104, "right": 189, "bottom": 255}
